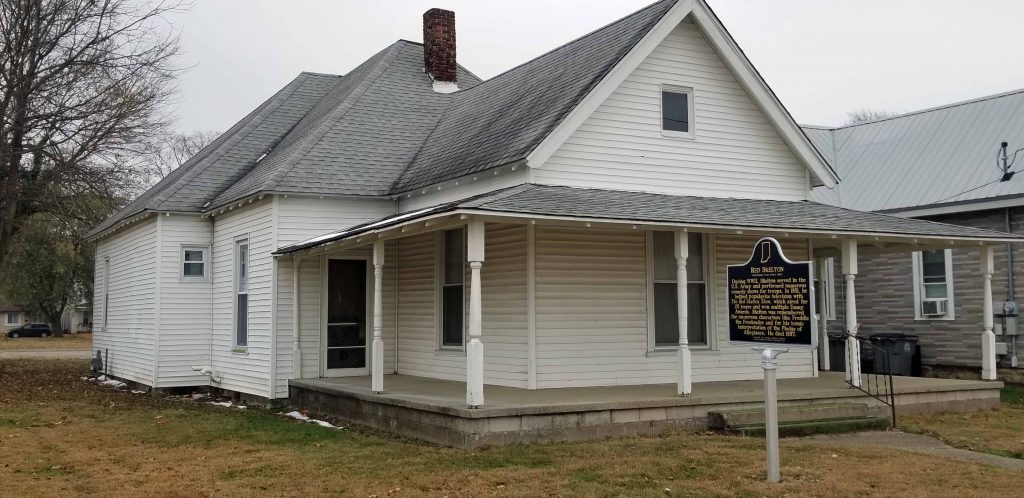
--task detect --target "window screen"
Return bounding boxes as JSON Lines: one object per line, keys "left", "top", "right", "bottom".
{"left": 662, "top": 90, "right": 690, "bottom": 133}
{"left": 652, "top": 231, "right": 707, "bottom": 347}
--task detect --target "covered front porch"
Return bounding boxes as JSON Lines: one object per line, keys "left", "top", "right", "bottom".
{"left": 289, "top": 372, "right": 1001, "bottom": 448}
{"left": 273, "top": 184, "right": 1021, "bottom": 439}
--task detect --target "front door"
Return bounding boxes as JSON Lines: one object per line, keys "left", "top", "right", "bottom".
{"left": 324, "top": 259, "right": 368, "bottom": 376}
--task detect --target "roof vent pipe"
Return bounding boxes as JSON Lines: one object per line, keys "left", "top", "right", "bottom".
{"left": 423, "top": 8, "right": 458, "bottom": 94}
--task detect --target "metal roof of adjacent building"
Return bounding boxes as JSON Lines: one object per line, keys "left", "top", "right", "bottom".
{"left": 807, "top": 87, "right": 1024, "bottom": 213}
{"left": 276, "top": 184, "right": 1022, "bottom": 254}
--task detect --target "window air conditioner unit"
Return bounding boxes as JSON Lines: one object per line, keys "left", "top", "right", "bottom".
{"left": 922, "top": 298, "right": 948, "bottom": 317}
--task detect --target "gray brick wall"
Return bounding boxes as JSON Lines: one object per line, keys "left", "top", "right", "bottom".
{"left": 828, "top": 206, "right": 1024, "bottom": 368}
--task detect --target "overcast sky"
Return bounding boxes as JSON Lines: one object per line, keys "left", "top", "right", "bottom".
{"left": 169, "top": 0, "right": 1024, "bottom": 133}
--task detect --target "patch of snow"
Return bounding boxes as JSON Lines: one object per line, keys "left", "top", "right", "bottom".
{"left": 99, "top": 379, "right": 126, "bottom": 389}
{"left": 209, "top": 401, "right": 233, "bottom": 408}
{"left": 130, "top": 390, "right": 147, "bottom": 394}
{"left": 283, "top": 410, "right": 340, "bottom": 429}
{"left": 283, "top": 410, "right": 310, "bottom": 421}
{"left": 190, "top": 392, "right": 210, "bottom": 400}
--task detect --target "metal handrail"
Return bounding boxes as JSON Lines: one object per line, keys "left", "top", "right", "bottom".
{"left": 842, "top": 330, "right": 897, "bottom": 427}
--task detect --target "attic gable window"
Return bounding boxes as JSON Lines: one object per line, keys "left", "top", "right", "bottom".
{"left": 661, "top": 85, "right": 694, "bottom": 138}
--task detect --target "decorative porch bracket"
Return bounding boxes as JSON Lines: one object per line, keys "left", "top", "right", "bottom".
{"left": 467, "top": 220, "right": 486, "bottom": 408}
{"left": 372, "top": 240, "right": 385, "bottom": 394}
{"left": 842, "top": 239, "right": 862, "bottom": 387}
{"left": 981, "top": 245, "right": 997, "bottom": 380}
{"left": 675, "top": 230, "right": 692, "bottom": 396}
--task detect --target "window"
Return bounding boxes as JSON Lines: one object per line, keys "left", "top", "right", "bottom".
{"left": 912, "top": 249, "right": 955, "bottom": 320}
{"left": 816, "top": 258, "right": 837, "bottom": 321}
{"left": 102, "top": 257, "right": 110, "bottom": 331}
{"left": 181, "top": 246, "right": 208, "bottom": 278}
{"left": 439, "top": 228, "right": 465, "bottom": 349}
{"left": 661, "top": 85, "right": 694, "bottom": 138}
{"left": 649, "top": 231, "right": 709, "bottom": 348}
{"left": 5, "top": 312, "right": 19, "bottom": 326}
{"left": 235, "top": 239, "right": 250, "bottom": 348}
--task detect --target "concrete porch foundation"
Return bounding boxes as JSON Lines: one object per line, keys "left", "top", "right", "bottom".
{"left": 289, "top": 372, "right": 1001, "bottom": 449}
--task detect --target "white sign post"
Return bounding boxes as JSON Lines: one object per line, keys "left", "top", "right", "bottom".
{"left": 728, "top": 238, "right": 815, "bottom": 484}
{"left": 757, "top": 346, "right": 788, "bottom": 483}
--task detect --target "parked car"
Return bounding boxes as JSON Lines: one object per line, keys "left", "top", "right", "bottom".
{"left": 6, "top": 323, "right": 52, "bottom": 338}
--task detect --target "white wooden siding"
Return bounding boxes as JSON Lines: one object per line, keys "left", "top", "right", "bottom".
{"left": 210, "top": 197, "right": 275, "bottom": 397}
{"left": 533, "top": 227, "right": 812, "bottom": 388}
{"left": 398, "top": 168, "right": 528, "bottom": 212}
{"left": 396, "top": 224, "right": 529, "bottom": 388}
{"left": 531, "top": 19, "right": 809, "bottom": 201}
{"left": 276, "top": 195, "right": 396, "bottom": 247}
{"left": 92, "top": 218, "right": 157, "bottom": 385}
{"left": 156, "top": 214, "right": 213, "bottom": 388}
{"left": 272, "top": 196, "right": 399, "bottom": 397}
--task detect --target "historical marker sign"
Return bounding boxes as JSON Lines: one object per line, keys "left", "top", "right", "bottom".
{"left": 728, "top": 237, "right": 815, "bottom": 347}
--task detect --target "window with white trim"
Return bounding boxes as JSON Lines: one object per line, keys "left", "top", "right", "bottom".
{"left": 235, "top": 239, "right": 250, "bottom": 348}
{"left": 181, "top": 246, "right": 208, "bottom": 279}
{"left": 661, "top": 85, "right": 694, "bottom": 138}
{"left": 5, "top": 312, "right": 19, "bottom": 326}
{"left": 438, "top": 228, "right": 465, "bottom": 349}
{"left": 102, "top": 257, "right": 110, "bottom": 331}
{"left": 912, "top": 249, "right": 955, "bottom": 320}
{"left": 649, "top": 231, "right": 709, "bottom": 348}
{"left": 817, "top": 258, "right": 837, "bottom": 321}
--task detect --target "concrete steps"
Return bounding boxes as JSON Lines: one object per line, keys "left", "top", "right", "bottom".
{"left": 708, "top": 403, "right": 891, "bottom": 437}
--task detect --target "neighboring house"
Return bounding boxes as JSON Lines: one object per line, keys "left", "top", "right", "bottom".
{"left": 87, "top": 0, "right": 1019, "bottom": 406}
{"left": 806, "top": 88, "right": 1024, "bottom": 373}
{"left": 1, "top": 301, "right": 28, "bottom": 332}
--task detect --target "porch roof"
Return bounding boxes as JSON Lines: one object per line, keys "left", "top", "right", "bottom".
{"left": 274, "top": 184, "right": 1024, "bottom": 255}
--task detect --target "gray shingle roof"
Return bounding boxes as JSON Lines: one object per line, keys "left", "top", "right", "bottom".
{"left": 276, "top": 184, "right": 1022, "bottom": 254}
{"left": 89, "top": 71, "right": 343, "bottom": 236}
{"left": 93, "top": 1, "right": 681, "bottom": 237}
{"left": 392, "top": 0, "right": 678, "bottom": 192}
{"left": 806, "top": 87, "right": 1024, "bottom": 212}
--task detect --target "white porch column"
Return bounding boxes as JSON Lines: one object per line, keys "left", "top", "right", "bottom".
{"left": 466, "top": 220, "right": 486, "bottom": 407}
{"left": 842, "top": 240, "right": 861, "bottom": 387}
{"left": 982, "top": 245, "right": 997, "bottom": 380}
{"left": 371, "top": 240, "right": 385, "bottom": 394}
{"left": 675, "top": 230, "right": 692, "bottom": 396}
{"left": 292, "top": 255, "right": 303, "bottom": 379}
{"left": 816, "top": 257, "right": 830, "bottom": 372}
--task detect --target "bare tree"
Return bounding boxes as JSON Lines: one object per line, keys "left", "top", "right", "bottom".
{"left": 0, "top": 0, "right": 183, "bottom": 260}
{"left": 844, "top": 108, "right": 899, "bottom": 125}
{"left": 140, "top": 128, "right": 218, "bottom": 185}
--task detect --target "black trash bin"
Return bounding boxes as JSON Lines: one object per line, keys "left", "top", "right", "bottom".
{"left": 870, "top": 333, "right": 920, "bottom": 376}
{"left": 827, "top": 332, "right": 846, "bottom": 372}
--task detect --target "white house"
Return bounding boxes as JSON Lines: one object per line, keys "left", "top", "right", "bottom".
{"left": 88, "top": 0, "right": 1018, "bottom": 421}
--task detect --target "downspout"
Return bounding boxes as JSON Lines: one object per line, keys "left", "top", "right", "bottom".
{"left": 1007, "top": 208, "right": 1015, "bottom": 302}
{"left": 1007, "top": 208, "right": 1018, "bottom": 367}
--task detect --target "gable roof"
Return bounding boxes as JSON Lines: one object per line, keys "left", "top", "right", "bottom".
{"left": 93, "top": 0, "right": 838, "bottom": 239}
{"left": 807, "top": 87, "right": 1024, "bottom": 214}
{"left": 89, "top": 71, "right": 343, "bottom": 236}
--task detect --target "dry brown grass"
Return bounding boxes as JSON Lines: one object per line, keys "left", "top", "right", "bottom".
{"left": 2, "top": 359, "right": 1023, "bottom": 497}
{"left": 901, "top": 385, "right": 1024, "bottom": 459}
{"left": 0, "top": 334, "right": 92, "bottom": 351}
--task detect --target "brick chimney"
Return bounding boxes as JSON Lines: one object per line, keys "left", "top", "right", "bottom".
{"left": 423, "top": 8, "right": 458, "bottom": 93}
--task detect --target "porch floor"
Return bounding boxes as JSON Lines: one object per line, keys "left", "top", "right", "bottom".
{"left": 291, "top": 373, "right": 998, "bottom": 418}
{"left": 289, "top": 373, "right": 1002, "bottom": 448}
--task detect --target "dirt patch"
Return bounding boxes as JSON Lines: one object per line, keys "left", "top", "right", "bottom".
{"left": 2, "top": 359, "right": 1024, "bottom": 497}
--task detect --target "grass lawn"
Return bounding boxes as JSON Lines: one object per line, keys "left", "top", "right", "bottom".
{"left": 0, "top": 334, "right": 92, "bottom": 351}
{"left": 2, "top": 359, "right": 1023, "bottom": 497}
{"left": 901, "top": 384, "right": 1024, "bottom": 459}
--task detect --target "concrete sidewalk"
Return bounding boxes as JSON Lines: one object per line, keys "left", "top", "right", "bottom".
{"left": 0, "top": 349, "right": 92, "bottom": 360}
{"left": 792, "top": 431, "right": 1024, "bottom": 470}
